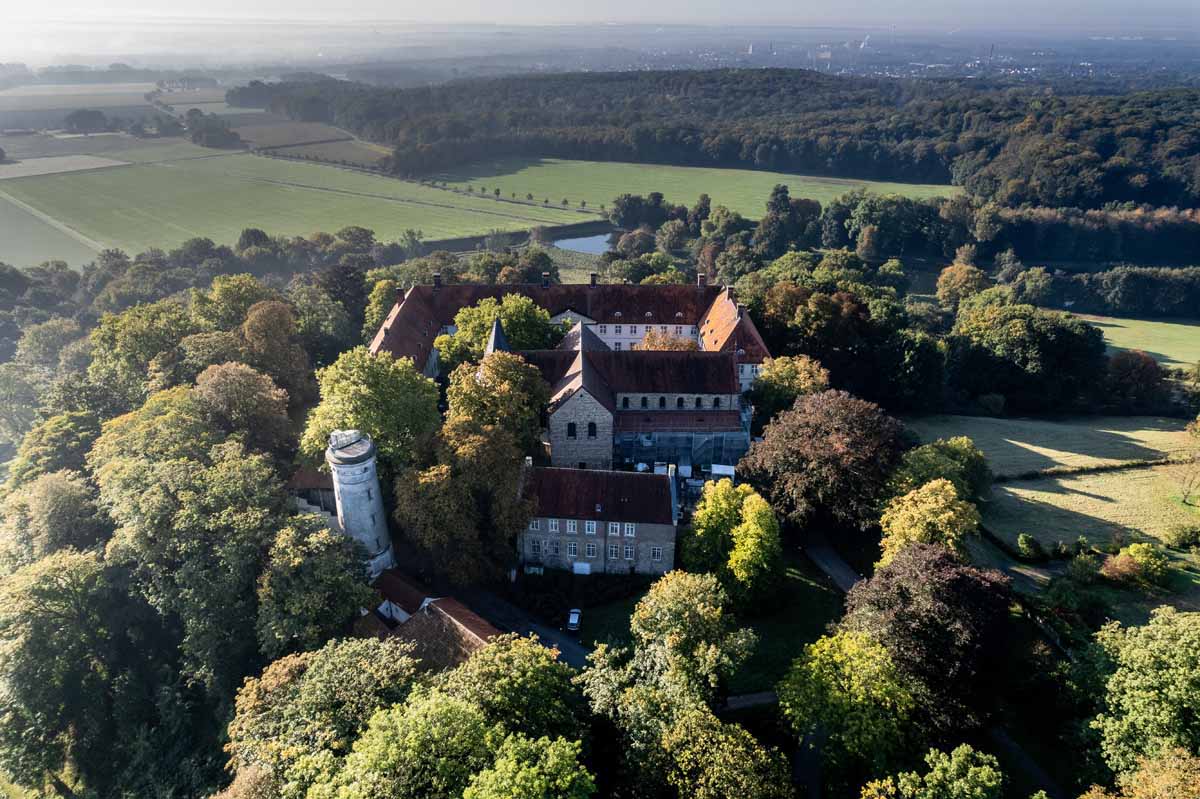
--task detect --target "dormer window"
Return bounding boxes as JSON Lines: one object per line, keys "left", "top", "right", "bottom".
{"left": 713, "top": 397, "right": 721, "bottom": 408}
{"left": 695, "top": 397, "right": 702, "bottom": 408}
{"left": 641, "top": 397, "right": 648, "bottom": 409}
{"left": 658, "top": 396, "right": 666, "bottom": 409}
{"left": 614, "top": 311, "right": 623, "bottom": 318}
{"left": 677, "top": 397, "right": 685, "bottom": 408}
{"left": 622, "top": 397, "right": 630, "bottom": 409}
{"left": 675, "top": 311, "right": 684, "bottom": 318}
{"left": 645, "top": 312, "right": 653, "bottom": 318}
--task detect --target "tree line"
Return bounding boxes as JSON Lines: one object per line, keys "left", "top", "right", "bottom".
{"left": 226, "top": 69, "right": 1200, "bottom": 209}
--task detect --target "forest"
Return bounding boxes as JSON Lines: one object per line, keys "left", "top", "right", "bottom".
{"left": 227, "top": 70, "right": 1200, "bottom": 209}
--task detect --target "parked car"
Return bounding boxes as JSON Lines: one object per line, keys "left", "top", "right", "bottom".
{"left": 566, "top": 608, "right": 582, "bottom": 634}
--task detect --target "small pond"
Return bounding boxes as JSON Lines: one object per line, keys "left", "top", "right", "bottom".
{"left": 552, "top": 233, "right": 612, "bottom": 255}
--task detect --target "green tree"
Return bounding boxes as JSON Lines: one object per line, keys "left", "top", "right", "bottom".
{"left": 287, "top": 278, "right": 356, "bottom": 367}
{"left": 14, "top": 317, "right": 83, "bottom": 370}
{"left": 446, "top": 352, "right": 551, "bottom": 456}
{"left": 779, "top": 631, "right": 916, "bottom": 780}
{"left": 310, "top": 690, "right": 495, "bottom": 799}
{"left": 226, "top": 637, "right": 421, "bottom": 799}
{"left": 687, "top": 479, "right": 755, "bottom": 572}
{"left": 256, "top": 516, "right": 374, "bottom": 659}
{"left": 660, "top": 705, "right": 792, "bottom": 799}
{"left": 1093, "top": 607, "right": 1200, "bottom": 775}
{"left": 240, "top": 300, "right": 316, "bottom": 408}
{"left": 301, "top": 346, "right": 440, "bottom": 475}
{"left": 727, "top": 493, "right": 783, "bottom": 603}
{"left": 884, "top": 436, "right": 991, "bottom": 504}
{"left": 1078, "top": 748, "right": 1200, "bottom": 799}
{"left": 190, "top": 273, "right": 281, "bottom": 331}
{"left": 860, "top": 745, "right": 1005, "bottom": 799}
{"left": 0, "top": 470, "right": 107, "bottom": 574}
{"left": 685, "top": 480, "right": 781, "bottom": 603}
{"left": 0, "top": 362, "right": 44, "bottom": 447}
{"left": 89, "top": 299, "right": 197, "bottom": 410}
{"left": 746, "top": 354, "right": 830, "bottom": 426}
{"left": 194, "top": 362, "right": 294, "bottom": 459}
{"left": 936, "top": 264, "right": 989, "bottom": 310}
{"left": 434, "top": 295, "right": 565, "bottom": 371}
{"left": 5, "top": 410, "right": 101, "bottom": 489}
{"left": 878, "top": 479, "right": 981, "bottom": 567}
{"left": 442, "top": 634, "right": 588, "bottom": 743}
{"left": 362, "top": 278, "right": 398, "bottom": 344}
{"left": 463, "top": 735, "right": 595, "bottom": 799}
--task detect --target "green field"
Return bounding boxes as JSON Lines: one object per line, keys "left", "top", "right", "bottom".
{"left": 906, "top": 414, "right": 1194, "bottom": 479}
{"left": 272, "top": 139, "right": 391, "bottom": 167}
{"left": 0, "top": 151, "right": 591, "bottom": 263}
{"left": 0, "top": 192, "right": 99, "bottom": 266}
{"left": 436, "top": 157, "right": 959, "bottom": 219}
{"left": 1079, "top": 314, "right": 1200, "bottom": 369}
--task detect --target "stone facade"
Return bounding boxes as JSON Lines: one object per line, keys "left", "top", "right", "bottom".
{"left": 548, "top": 391, "right": 613, "bottom": 469}
{"left": 520, "top": 518, "right": 676, "bottom": 575}
{"left": 325, "top": 431, "right": 395, "bottom": 579}
{"left": 614, "top": 391, "right": 740, "bottom": 412}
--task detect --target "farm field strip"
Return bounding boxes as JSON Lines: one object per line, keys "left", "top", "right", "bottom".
{"left": 1078, "top": 314, "right": 1200, "bottom": 369}
{"left": 906, "top": 414, "right": 1193, "bottom": 478}
{"left": 0, "top": 91, "right": 154, "bottom": 111}
{"left": 436, "top": 157, "right": 959, "bottom": 218}
{"left": 0, "top": 82, "right": 158, "bottom": 97}
{"left": 0, "top": 154, "right": 131, "bottom": 180}
{"left": 0, "top": 153, "right": 590, "bottom": 259}
{"left": 0, "top": 191, "right": 100, "bottom": 266}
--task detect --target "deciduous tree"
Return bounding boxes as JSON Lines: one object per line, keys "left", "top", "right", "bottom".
{"left": 878, "top": 479, "right": 981, "bottom": 566}
{"left": 446, "top": 352, "right": 550, "bottom": 456}
{"left": 860, "top": 745, "right": 1005, "bottom": 799}
{"left": 746, "top": 354, "right": 830, "bottom": 425}
{"left": 463, "top": 735, "right": 595, "bottom": 799}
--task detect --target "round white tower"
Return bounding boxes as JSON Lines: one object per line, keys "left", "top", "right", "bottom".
{"left": 325, "top": 429, "right": 395, "bottom": 579}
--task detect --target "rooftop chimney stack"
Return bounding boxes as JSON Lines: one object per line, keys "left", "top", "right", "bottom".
{"left": 737, "top": 303, "right": 747, "bottom": 318}
{"left": 697, "top": 273, "right": 707, "bottom": 288}
{"left": 432, "top": 272, "right": 442, "bottom": 290}
{"left": 541, "top": 271, "right": 551, "bottom": 289}
{"left": 589, "top": 272, "right": 598, "bottom": 287}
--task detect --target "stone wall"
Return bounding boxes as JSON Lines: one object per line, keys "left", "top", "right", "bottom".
{"left": 519, "top": 519, "right": 675, "bottom": 575}
{"left": 548, "top": 391, "right": 613, "bottom": 469}
{"left": 615, "top": 391, "right": 741, "bottom": 412}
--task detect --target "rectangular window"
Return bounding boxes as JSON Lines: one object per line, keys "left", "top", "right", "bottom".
{"left": 624, "top": 545, "right": 634, "bottom": 561}
{"left": 551, "top": 540, "right": 560, "bottom": 555}
{"left": 608, "top": 522, "right": 620, "bottom": 536}
{"left": 549, "top": 519, "right": 559, "bottom": 532}
{"left": 651, "top": 546, "right": 663, "bottom": 562}
{"left": 624, "top": 523, "right": 636, "bottom": 537}
{"left": 675, "top": 325, "right": 683, "bottom": 335}
{"left": 614, "top": 342, "right": 621, "bottom": 351}
{"left": 599, "top": 325, "right": 607, "bottom": 334}
{"left": 567, "top": 541, "right": 578, "bottom": 556}
{"left": 614, "top": 325, "right": 622, "bottom": 335}
{"left": 608, "top": 543, "right": 619, "bottom": 559}
{"left": 567, "top": 520, "right": 577, "bottom": 534}
{"left": 528, "top": 519, "right": 539, "bottom": 530}
{"left": 630, "top": 325, "right": 638, "bottom": 334}
{"left": 661, "top": 325, "right": 667, "bottom": 333}
{"left": 586, "top": 543, "right": 597, "bottom": 558}
{"left": 585, "top": 521, "right": 597, "bottom": 535}
{"left": 531, "top": 539, "right": 541, "bottom": 555}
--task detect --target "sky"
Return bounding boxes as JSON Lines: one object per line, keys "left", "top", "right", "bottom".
{"left": 2, "top": 0, "right": 1197, "bottom": 29}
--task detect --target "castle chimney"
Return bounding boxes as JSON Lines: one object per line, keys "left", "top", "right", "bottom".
{"left": 589, "top": 272, "right": 598, "bottom": 287}
{"left": 432, "top": 272, "right": 442, "bottom": 290}
{"left": 727, "top": 286, "right": 737, "bottom": 303}
{"left": 541, "top": 271, "right": 551, "bottom": 288}
{"left": 737, "top": 303, "right": 747, "bottom": 318}
{"left": 697, "top": 273, "right": 707, "bottom": 288}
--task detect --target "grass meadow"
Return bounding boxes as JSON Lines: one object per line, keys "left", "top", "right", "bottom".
{"left": 271, "top": 139, "right": 392, "bottom": 167}
{"left": 0, "top": 192, "right": 99, "bottom": 266}
{"left": 436, "top": 157, "right": 960, "bottom": 219}
{"left": 1078, "top": 314, "right": 1200, "bottom": 369}
{"left": 0, "top": 150, "right": 589, "bottom": 263}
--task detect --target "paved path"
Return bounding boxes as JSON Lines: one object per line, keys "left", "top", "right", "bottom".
{"left": 805, "top": 530, "right": 862, "bottom": 592}
{"left": 458, "top": 587, "right": 590, "bottom": 668}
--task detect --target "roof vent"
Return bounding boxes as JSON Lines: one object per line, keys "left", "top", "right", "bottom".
{"left": 675, "top": 311, "right": 684, "bottom": 318}
{"left": 697, "top": 274, "right": 707, "bottom": 288}
{"left": 644, "top": 311, "right": 652, "bottom": 318}
{"left": 614, "top": 311, "right": 622, "bottom": 318}
{"left": 589, "top": 272, "right": 598, "bottom": 286}
{"left": 432, "top": 272, "right": 442, "bottom": 290}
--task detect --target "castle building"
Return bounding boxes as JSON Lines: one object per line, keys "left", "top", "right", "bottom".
{"left": 368, "top": 274, "right": 771, "bottom": 476}
{"left": 519, "top": 466, "right": 678, "bottom": 575}
{"left": 325, "top": 430, "right": 395, "bottom": 579}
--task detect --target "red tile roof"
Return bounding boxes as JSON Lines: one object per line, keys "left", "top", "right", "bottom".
{"left": 586, "top": 351, "right": 739, "bottom": 394}
{"left": 614, "top": 410, "right": 745, "bottom": 433}
{"left": 698, "top": 288, "right": 771, "bottom": 363}
{"left": 375, "top": 569, "right": 431, "bottom": 616}
{"left": 287, "top": 466, "right": 333, "bottom": 491}
{"left": 527, "top": 467, "right": 675, "bottom": 525}
{"left": 429, "top": 598, "right": 501, "bottom": 644}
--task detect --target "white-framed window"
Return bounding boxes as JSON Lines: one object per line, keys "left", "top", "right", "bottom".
{"left": 614, "top": 324, "right": 622, "bottom": 335}
{"left": 675, "top": 325, "right": 683, "bottom": 335}
{"left": 630, "top": 325, "right": 638, "bottom": 334}
{"left": 624, "top": 523, "right": 636, "bottom": 537}
{"left": 567, "top": 519, "right": 577, "bottom": 534}
{"left": 586, "top": 543, "right": 597, "bottom": 558}
{"left": 585, "top": 521, "right": 597, "bottom": 535}
{"left": 608, "top": 522, "right": 620, "bottom": 536}
{"left": 660, "top": 325, "right": 667, "bottom": 333}
{"left": 651, "top": 546, "right": 663, "bottom": 562}
{"left": 608, "top": 543, "right": 619, "bottom": 559}
{"left": 529, "top": 519, "right": 539, "bottom": 530}
{"left": 567, "top": 541, "right": 578, "bottom": 556}
{"left": 551, "top": 540, "right": 560, "bottom": 555}
{"left": 624, "top": 545, "right": 634, "bottom": 561}
{"left": 549, "top": 518, "right": 559, "bottom": 532}
{"left": 531, "top": 539, "right": 541, "bottom": 555}
{"left": 614, "top": 342, "right": 621, "bottom": 351}
{"left": 599, "top": 325, "right": 607, "bottom": 334}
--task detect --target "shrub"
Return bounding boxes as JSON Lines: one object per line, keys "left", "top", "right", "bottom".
{"left": 1165, "top": 524, "right": 1200, "bottom": 550}
{"left": 977, "top": 393, "right": 1005, "bottom": 416}
{"left": 1052, "top": 540, "right": 1072, "bottom": 559}
{"left": 1017, "top": 533, "right": 1046, "bottom": 561}
{"left": 1124, "top": 542, "right": 1170, "bottom": 585}
{"left": 1067, "top": 552, "right": 1101, "bottom": 584}
{"left": 1100, "top": 552, "right": 1143, "bottom": 584}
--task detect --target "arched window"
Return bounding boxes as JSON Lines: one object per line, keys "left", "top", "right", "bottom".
{"left": 658, "top": 396, "right": 666, "bottom": 409}
{"left": 676, "top": 397, "right": 684, "bottom": 409}
{"left": 567, "top": 422, "right": 577, "bottom": 438}
{"left": 622, "top": 397, "right": 630, "bottom": 409}
{"left": 587, "top": 422, "right": 597, "bottom": 438}
{"left": 694, "top": 397, "right": 702, "bottom": 408}
{"left": 712, "top": 397, "right": 721, "bottom": 408}
{"left": 641, "top": 397, "right": 648, "bottom": 409}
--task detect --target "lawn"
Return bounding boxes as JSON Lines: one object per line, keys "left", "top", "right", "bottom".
{"left": 0, "top": 154, "right": 127, "bottom": 180}
{"left": 435, "top": 157, "right": 959, "bottom": 219}
{"left": 981, "top": 464, "right": 1200, "bottom": 551}
{"left": 1078, "top": 314, "right": 1200, "bottom": 369}
{"left": 272, "top": 139, "right": 391, "bottom": 167}
{"left": 230, "top": 118, "right": 353, "bottom": 149}
{"left": 0, "top": 152, "right": 590, "bottom": 262}
{"left": 0, "top": 191, "right": 99, "bottom": 267}
{"left": 905, "top": 414, "right": 1194, "bottom": 479}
